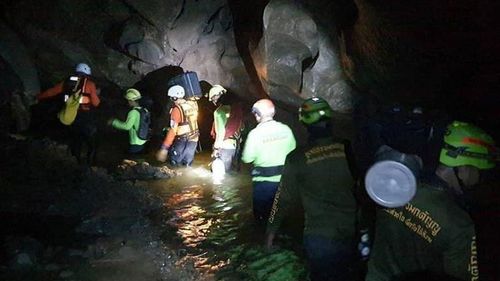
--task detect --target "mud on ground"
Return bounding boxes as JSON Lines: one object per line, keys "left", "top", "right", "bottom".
{"left": 0, "top": 133, "right": 206, "bottom": 281}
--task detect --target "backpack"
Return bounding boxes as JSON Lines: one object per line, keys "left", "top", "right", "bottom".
{"left": 167, "top": 71, "right": 202, "bottom": 100}
{"left": 134, "top": 107, "right": 151, "bottom": 140}
{"left": 138, "top": 94, "right": 153, "bottom": 111}
{"left": 58, "top": 76, "right": 85, "bottom": 125}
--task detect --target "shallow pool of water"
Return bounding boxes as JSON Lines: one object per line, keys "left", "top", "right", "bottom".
{"left": 148, "top": 152, "right": 308, "bottom": 281}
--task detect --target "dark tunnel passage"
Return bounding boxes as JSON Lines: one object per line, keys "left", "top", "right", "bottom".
{"left": 0, "top": 0, "right": 499, "bottom": 280}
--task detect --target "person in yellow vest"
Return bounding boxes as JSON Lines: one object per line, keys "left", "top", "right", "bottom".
{"left": 156, "top": 85, "right": 199, "bottom": 166}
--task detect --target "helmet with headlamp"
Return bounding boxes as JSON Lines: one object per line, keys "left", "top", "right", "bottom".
{"left": 298, "top": 97, "right": 333, "bottom": 125}
{"left": 439, "top": 121, "right": 496, "bottom": 170}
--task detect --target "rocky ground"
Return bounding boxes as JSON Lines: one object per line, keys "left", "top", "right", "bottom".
{"left": 0, "top": 133, "right": 207, "bottom": 281}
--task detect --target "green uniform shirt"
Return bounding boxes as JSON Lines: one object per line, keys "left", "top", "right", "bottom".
{"left": 241, "top": 120, "right": 296, "bottom": 182}
{"left": 267, "top": 137, "right": 357, "bottom": 239}
{"left": 213, "top": 105, "right": 236, "bottom": 149}
{"left": 111, "top": 107, "right": 147, "bottom": 146}
{"left": 366, "top": 182, "right": 478, "bottom": 281}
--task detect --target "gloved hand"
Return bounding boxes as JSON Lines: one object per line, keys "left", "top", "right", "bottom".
{"left": 107, "top": 118, "right": 115, "bottom": 126}
{"left": 156, "top": 146, "right": 169, "bottom": 162}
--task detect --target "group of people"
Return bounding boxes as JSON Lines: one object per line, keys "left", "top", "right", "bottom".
{"left": 260, "top": 98, "right": 496, "bottom": 281}
{"left": 238, "top": 95, "right": 496, "bottom": 281}
{"left": 37, "top": 63, "right": 153, "bottom": 164}
{"left": 36, "top": 63, "right": 245, "bottom": 168}
{"left": 37, "top": 63, "right": 498, "bottom": 281}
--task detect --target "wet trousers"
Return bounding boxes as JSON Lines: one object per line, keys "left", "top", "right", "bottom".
{"left": 69, "top": 111, "right": 97, "bottom": 165}
{"left": 169, "top": 137, "right": 197, "bottom": 166}
{"left": 303, "top": 235, "right": 356, "bottom": 281}
{"left": 129, "top": 144, "right": 145, "bottom": 154}
{"left": 252, "top": 181, "right": 279, "bottom": 226}
{"left": 218, "top": 148, "right": 236, "bottom": 172}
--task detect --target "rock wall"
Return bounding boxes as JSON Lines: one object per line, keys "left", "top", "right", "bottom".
{"left": 0, "top": 0, "right": 253, "bottom": 132}
{"left": 0, "top": 0, "right": 497, "bottom": 134}
{"left": 254, "top": 0, "right": 354, "bottom": 113}
{"left": 0, "top": 22, "right": 39, "bottom": 131}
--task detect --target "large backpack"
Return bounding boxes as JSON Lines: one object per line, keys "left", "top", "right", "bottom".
{"left": 167, "top": 71, "right": 202, "bottom": 100}
{"left": 62, "top": 75, "right": 86, "bottom": 101}
{"left": 58, "top": 76, "right": 86, "bottom": 125}
{"left": 134, "top": 107, "right": 151, "bottom": 141}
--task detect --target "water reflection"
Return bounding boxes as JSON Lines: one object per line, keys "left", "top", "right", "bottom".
{"left": 165, "top": 186, "right": 212, "bottom": 247}
{"left": 151, "top": 154, "right": 307, "bottom": 280}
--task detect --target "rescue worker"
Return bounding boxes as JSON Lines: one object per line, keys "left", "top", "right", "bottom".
{"left": 266, "top": 97, "right": 358, "bottom": 281}
{"left": 241, "top": 98, "right": 296, "bottom": 226}
{"left": 108, "top": 88, "right": 148, "bottom": 154}
{"left": 37, "top": 63, "right": 100, "bottom": 165}
{"left": 156, "top": 85, "right": 199, "bottom": 166}
{"left": 208, "top": 85, "right": 244, "bottom": 173}
{"left": 366, "top": 121, "right": 497, "bottom": 281}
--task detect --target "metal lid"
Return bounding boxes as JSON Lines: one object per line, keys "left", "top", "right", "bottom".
{"left": 365, "top": 160, "right": 417, "bottom": 208}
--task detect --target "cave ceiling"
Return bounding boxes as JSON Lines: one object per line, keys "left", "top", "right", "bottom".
{"left": 0, "top": 0, "right": 498, "bottom": 131}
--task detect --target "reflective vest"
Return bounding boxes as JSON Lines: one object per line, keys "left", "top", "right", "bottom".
{"left": 241, "top": 120, "right": 296, "bottom": 182}
{"left": 175, "top": 100, "right": 199, "bottom": 140}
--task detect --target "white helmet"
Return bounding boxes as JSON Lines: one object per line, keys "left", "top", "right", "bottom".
{"left": 167, "top": 85, "right": 185, "bottom": 99}
{"left": 208, "top": 85, "right": 227, "bottom": 102}
{"left": 76, "top": 63, "right": 91, "bottom": 75}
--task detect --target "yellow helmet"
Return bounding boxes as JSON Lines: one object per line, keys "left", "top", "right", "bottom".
{"left": 208, "top": 85, "right": 227, "bottom": 102}
{"left": 125, "top": 88, "right": 141, "bottom": 101}
{"left": 439, "top": 121, "right": 496, "bottom": 169}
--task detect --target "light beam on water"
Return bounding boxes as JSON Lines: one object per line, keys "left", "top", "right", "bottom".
{"left": 148, "top": 153, "right": 307, "bottom": 280}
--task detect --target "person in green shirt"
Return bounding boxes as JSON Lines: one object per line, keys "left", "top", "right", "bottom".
{"left": 366, "top": 121, "right": 497, "bottom": 281}
{"left": 208, "top": 85, "right": 244, "bottom": 173}
{"left": 265, "top": 97, "right": 358, "bottom": 281}
{"left": 241, "top": 98, "right": 296, "bottom": 226}
{"left": 108, "top": 88, "right": 148, "bottom": 154}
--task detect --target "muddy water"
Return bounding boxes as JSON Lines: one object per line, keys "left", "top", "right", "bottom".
{"left": 148, "top": 152, "right": 308, "bottom": 281}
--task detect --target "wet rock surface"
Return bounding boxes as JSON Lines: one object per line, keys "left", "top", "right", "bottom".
{"left": 0, "top": 133, "right": 202, "bottom": 281}
{"left": 255, "top": 0, "right": 354, "bottom": 112}
{"left": 1, "top": 0, "right": 499, "bottom": 137}
{"left": 0, "top": 0, "right": 252, "bottom": 125}
{"left": 115, "top": 159, "right": 180, "bottom": 180}
{"left": 0, "top": 132, "right": 312, "bottom": 281}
